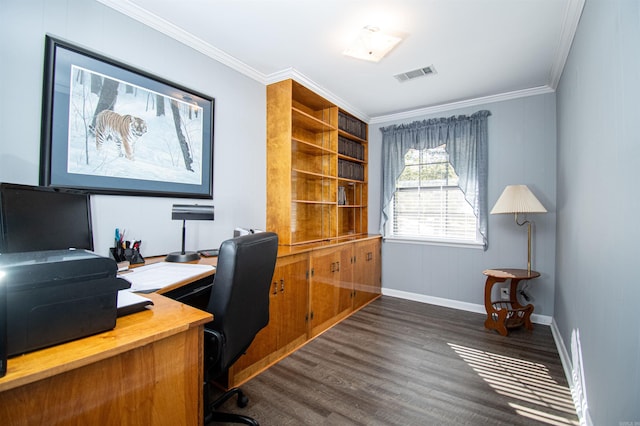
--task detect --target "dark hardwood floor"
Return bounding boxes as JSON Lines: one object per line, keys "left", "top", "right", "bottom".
{"left": 211, "top": 296, "right": 579, "bottom": 425}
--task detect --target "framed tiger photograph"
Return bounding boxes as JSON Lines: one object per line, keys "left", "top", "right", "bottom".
{"left": 40, "top": 35, "right": 214, "bottom": 198}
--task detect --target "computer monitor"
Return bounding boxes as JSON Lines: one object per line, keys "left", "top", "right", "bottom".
{"left": 0, "top": 183, "right": 94, "bottom": 253}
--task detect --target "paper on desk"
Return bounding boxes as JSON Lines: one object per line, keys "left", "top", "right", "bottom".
{"left": 118, "top": 262, "right": 215, "bottom": 292}
{"left": 117, "top": 290, "right": 152, "bottom": 307}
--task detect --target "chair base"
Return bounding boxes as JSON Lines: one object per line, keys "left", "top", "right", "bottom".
{"left": 204, "top": 387, "right": 259, "bottom": 426}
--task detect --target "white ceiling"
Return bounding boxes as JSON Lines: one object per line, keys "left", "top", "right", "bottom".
{"left": 98, "top": 0, "right": 584, "bottom": 122}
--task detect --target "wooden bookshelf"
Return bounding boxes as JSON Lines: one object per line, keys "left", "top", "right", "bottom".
{"left": 267, "top": 79, "right": 368, "bottom": 245}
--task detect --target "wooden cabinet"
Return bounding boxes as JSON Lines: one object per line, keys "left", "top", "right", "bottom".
{"left": 308, "top": 239, "right": 381, "bottom": 336}
{"left": 222, "top": 237, "right": 381, "bottom": 388}
{"left": 353, "top": 238, "right": 382, "bottom": 309}
{"left": 223, "top": 80, "right": 377, "bottom": 389}
{"left": 274, "top": 254, "right": 310, "bottom": 352}
{"left": 267, "top": 79, "right": 368, "bottom": 245}
{"left": 227, "top": 253, "right": 309, "bottom": 386}
{"left": 309, "top": 244, "right": 353, "bottom": 337}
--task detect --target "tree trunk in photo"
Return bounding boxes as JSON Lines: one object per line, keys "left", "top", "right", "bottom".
{"left": 92, "top": 78, "right": 119, "bottom": 128}
{"left": 156, "top": 94, "right": 165, "bottom": 117}
{"left": 170, "top": 100, "right": 194, "bottom": 171}
{"left": 90, "top": 73, "right": 102, "bottom": 95}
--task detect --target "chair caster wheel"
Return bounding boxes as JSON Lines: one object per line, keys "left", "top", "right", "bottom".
{"left": 237, "top": 393, "right": 249, "bottom": 408}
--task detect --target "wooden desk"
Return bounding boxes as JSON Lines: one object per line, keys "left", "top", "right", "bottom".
{"left": 0, "top": 293, "right": 212, "bottom": 425}
{"left": 134, "top": 256, "right": 218, "bottom": 311}
{"left": 483, "top": 268, "right": 540, "bottom": 336}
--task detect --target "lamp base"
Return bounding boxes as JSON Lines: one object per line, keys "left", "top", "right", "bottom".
{"left": 165, "top": 251, "right": 201, "bottom": 263}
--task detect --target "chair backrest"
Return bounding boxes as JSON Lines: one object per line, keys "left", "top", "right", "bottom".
{"left": 205, "top": 232, "right": 278, "bottom": 372}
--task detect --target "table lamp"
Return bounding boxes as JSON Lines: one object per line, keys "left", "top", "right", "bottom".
{"left": 490, "top": 185, "right": 546, "bottom": 275}
{"left": 165, "top": 204, "right": 214, "bottom": 263}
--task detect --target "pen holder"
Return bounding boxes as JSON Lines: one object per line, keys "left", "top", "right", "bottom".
{"left": 110, "top": 245, "right": 145, "bottom": 265}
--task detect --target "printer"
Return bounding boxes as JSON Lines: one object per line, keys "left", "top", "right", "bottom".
{"left": 0, "top": 249, "right": 130, "bottom": 357}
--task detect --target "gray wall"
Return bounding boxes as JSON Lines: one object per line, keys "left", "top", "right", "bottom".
{"left": 0, "top": 0, "right": 266, "bottom": 258}
{"left": 555, "top": 0, "right": 640, "bottom": 424}
{"left": 368, "top": 93, "right": 557, "bottom": 317}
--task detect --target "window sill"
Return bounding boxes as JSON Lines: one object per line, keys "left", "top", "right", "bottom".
{"left": 383, "top": 236, "right": 484, "bottom": 250}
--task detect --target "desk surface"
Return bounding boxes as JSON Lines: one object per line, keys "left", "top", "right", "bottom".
{"left": 140, "top": 255, "right": 217, "bottom": 294}
{"left": 0, "top": 293, "right": 212, "bottom": 392}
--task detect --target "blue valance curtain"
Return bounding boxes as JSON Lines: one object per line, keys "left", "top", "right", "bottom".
{"left": 379, "top": 110, "right": 491, "bottom": 249}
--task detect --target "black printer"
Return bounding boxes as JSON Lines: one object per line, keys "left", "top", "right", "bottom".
{"left": 0, "top": 249, "right": 130, "bottom": 357}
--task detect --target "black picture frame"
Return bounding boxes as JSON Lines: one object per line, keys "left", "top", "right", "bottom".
{"left": 40, "top": 35, "right": 214, "bottom": 198}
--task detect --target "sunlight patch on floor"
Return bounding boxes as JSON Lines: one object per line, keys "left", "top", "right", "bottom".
{"left": 448, "top": 342, "right": 579, "bottom": 426}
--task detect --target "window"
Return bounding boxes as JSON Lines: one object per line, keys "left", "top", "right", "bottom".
{"left": 389, "top": 145, "right": 482, "bottom": 244}
{"left": 379, "top": 110, "right": 490, "bottom": 249}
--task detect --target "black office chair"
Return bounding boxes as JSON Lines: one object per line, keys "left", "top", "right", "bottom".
{"left": 203, "top": 232, "right": 278, "bottom": 426}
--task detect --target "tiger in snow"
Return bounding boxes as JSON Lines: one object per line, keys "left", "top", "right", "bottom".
{"left": 94, "top": 110, "right": 147, "bottom": 160}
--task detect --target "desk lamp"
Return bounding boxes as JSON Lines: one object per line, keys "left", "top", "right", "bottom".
{"left": 490, "top": 185, "right": 546, "bottom": 275}
{"left": 165, "top": 204, "right": 214, "bottom": 263}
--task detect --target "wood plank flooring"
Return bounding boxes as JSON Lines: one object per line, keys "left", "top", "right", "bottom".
{"left": 210, "top": 296, "right": 579, "bottom": 425}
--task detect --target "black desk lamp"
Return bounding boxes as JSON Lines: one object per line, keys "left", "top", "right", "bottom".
{"left": 165, "top": 204, "right": 214, "bottom": 263}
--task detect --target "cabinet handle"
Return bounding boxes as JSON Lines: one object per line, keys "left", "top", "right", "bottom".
{"left": 272, "top": 281, "right": 278, "bottom": 295}
{"left": 336, "top": 261, "right": 340, "bottom": 272}
{"left": 330, "top": 262, "right": 335, "bottom": 273}
{"left": 367, "top": 252, "right": 373, "bottom": 261}
{"left": 280, "top": 279, "right": 285, "bottom": 293}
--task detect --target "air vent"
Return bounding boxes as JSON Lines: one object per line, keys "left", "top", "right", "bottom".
{"left": 394, "top": 65, "right": 437, "bottom": 82}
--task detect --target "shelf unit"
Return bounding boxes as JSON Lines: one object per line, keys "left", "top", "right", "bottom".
{"left": 267, "top": 79, "right": 368, "bottom": 245}
{"left": 337, "top": 110, "right": 368, "bottom": 239}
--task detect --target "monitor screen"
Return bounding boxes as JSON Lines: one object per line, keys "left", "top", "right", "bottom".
{"left": 0, "top": 183, "right": 94, "bottom": 253}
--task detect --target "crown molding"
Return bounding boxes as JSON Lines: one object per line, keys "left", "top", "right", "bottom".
{"left": 548, "top": 0, "right": 585, "bottom": 89}
{"left": 368, "top": 85, "right": 555, "bottom": 124}
{"left": 549, "top": 0, "right": 585, "bottom": 90}
{"left": 96, "top": 0, "right": 267, "bottom": 83}
{"left": 265, "top": 68, "right": 370, "bottom": 122}
{"left": 98, "top": 1, "right": 370, "bottom": 121}
{"left": 98, "top": 0, "right": 581, "bottom": 125}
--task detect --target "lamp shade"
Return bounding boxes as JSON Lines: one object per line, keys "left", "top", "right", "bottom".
{"left": 171, "top": 204, "right": 214, "bottom": 221}
{"left": 490, "top": 185, "right": 547, "bottom": 214}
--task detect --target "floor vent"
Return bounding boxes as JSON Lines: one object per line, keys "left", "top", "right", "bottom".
{"left": 394, "top": 65, "right": 436, "bottom": 82}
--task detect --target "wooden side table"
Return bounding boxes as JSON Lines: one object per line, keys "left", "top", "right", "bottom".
{"left": 483, "top": 269, "right": 540, "bottom": 336}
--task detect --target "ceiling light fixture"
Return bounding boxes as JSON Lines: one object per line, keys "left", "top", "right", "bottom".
{"left": 343, "top": 26, "right": 402, "bottom": 63}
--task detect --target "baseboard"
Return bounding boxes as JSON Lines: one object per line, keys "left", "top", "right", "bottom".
{"left": 380, "top": 288, "right": 552, "bottom": 325}
{"left": 550, "top": 319, "right": 593, "bottom": 426}
{"left": 550, "top": 319, "right": 574, "bottom": 395}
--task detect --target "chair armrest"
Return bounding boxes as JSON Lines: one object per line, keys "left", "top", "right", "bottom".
{"left": 204, "top": 328, "right": 224, "bottom": 378}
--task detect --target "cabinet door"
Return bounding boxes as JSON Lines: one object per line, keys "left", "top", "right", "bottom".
{"left": 275, "top": 253, "right": 309, "bottom": 351}
{"left": 353, "top": 238, "right": 382, "bottom": 309}
{"left": 309, "top": 247, "right": 341, "bottom": 337}
{"left": 337, "top": 243, "right": 355, "bottom": 315}
{"left": 230, "top": 266, "right": 280, "bottom": 373}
